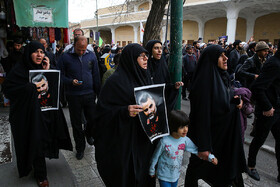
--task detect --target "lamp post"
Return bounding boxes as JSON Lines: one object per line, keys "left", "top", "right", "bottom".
{"left": 95, "top": 0, "right": 99, "bottom": 43}
{"left": 169, "top": 0, "right": 183, "bottom": 110}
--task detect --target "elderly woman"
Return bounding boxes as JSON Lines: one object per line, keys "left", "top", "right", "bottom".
{"left": 3, "top": 41, "right": 72, "bottom": 187}
{"left": 94, "top": 43, "right": 157, "bottom": 186}
{"left": 184, "top": 45, "right": 247, "bottom": 186}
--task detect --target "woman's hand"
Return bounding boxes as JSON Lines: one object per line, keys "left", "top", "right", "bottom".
{"left": 175, "top": 81, "right": 184, "bottom": 89}
{"left": 263, "top": 107, "right": 275, "bottom": 117}
{"left": 234, "top": 95, "right": 243, "bottom": 109}
{"left": 42, "top": 56, "right": 50, "bottom": 70}
{"left": 237, "top": 99, "right": 243, "bottom": 109}
{"left": 128, "top": 105, "right": 143, "bottom": 117}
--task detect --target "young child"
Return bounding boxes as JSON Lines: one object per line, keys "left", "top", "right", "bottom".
{"left": 149, "top": 110, "right": 218, "bottom": 187}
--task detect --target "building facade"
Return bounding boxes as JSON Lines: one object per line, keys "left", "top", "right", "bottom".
{"left": 78, "top": 0, "right": 280, "bottom": 46}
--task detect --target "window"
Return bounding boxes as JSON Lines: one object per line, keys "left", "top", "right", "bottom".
{"left": 187, "top": 40, "right": 194, "bottom": 45}
{"left": 122, "top": 41, "right": 127, "bottom": 47}
{"left": 128, "top": 41, "right": 132, "bottom": 44}
{"left": 117, "top": 41, "right": 121, "bottom": 46}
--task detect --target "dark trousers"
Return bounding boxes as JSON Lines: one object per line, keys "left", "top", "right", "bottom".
{"left": 33, "top": 156, "right": 47, "bottom": 180}
{"left": 66, "top": 93, "right": 96, "bottom": 153}
{"left": 248, "top": 111, "right": 280, "bottom": 174}
{"left": 182, "top": 73, "right": 192, "bottom": 98}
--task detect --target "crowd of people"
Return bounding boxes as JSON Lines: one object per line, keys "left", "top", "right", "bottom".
{"left": 0, "top": 27, "right": 280, "bottom": 187}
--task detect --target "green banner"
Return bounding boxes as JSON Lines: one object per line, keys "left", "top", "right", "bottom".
{"left": 13, "top": 0, "right": 68, "bottom": 28}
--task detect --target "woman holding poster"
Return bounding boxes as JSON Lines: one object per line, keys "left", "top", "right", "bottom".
{"left": 3, "top": 41, "right": 72, "bottom": 187}
{"left": 94, "top": 43, "right": 157, "bottom": 187}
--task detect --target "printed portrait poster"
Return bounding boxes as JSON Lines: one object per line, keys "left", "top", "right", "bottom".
{"left": 29, "top": 70, "right": 60, "bottom": 111}
{"left": 134, "top": 84, "right": 169, "bottom": 142}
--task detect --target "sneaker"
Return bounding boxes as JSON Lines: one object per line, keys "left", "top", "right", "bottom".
{"left": 76, "top": 151, "right": 84, "bottom": 160}
{"left": 37, "top": 179, "right": 49, "bottom": 187}
{"left": 247, "top": 168, "right": 260, "bottom": 181}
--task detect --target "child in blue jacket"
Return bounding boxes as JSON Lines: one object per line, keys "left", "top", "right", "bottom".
{"left": 149, "top": 110, "right": 218, "bottom": 187}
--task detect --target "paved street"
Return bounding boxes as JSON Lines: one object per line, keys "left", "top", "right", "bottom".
{"left": 0, "top": 99, "right": 279, "bottom": 186}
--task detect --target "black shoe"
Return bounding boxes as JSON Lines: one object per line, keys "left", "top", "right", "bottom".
{"left": 76, "top": 151, "right": 84, "bottom": 160}
{"left": 86, "top": 136, "right": 94, "bottom": 145}
{"left": 247, "top": 168, "right": 260, "bottom": 181}
{"left": 182, "top": 97, "right": 188, "bottom": 101}
{"left": 250, "top": 126, "right": 256, "bottom": 137}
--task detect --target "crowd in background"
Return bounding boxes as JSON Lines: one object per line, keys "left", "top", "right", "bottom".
{"left": 0, "top": 29, "right": 280, "bottom": 187}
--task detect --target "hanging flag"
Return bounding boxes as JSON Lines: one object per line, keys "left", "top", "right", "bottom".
{"left": 140, "top": 22, "right": 145, "bottom": 43}
{"left": 99, "top": 37, "right": 103, "bottom": 47}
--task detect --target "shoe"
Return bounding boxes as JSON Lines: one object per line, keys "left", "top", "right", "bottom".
{"left": 247, "top": 168, "right": 260, "bottom": 181}
{"left": 250, "top": 126, "right": 256, "bottom": 137}
{"left": 37, "top": 179, "right": 49, "bottom": 187}
{"left": 76, "top": 151, "right": 84, "bottom": 160}
{"left": 86, "top": 136, "right": 94, "bottom": 145}
{"left": 182, "top": 97, "right": 188, "bottom": 101}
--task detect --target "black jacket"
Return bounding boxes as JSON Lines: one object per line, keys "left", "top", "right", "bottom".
{"left": 228, "top": 49, "right": 240, "bottom": 74}
{"left": 251, "top": 51, "right": 280, "bottom": 112}
{"left": 238, "top": 53, "right": 264, "bottom": 88}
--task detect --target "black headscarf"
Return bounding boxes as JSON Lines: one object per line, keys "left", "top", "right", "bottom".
{"left": 93, "top": 43, "right": 155, "bottom": 186}
{"left": 23, "top": 41, "right": 45, "bottom": 70}
{"left": 119, "top": 43, "right": 151, "bottom": 85}
{"left": 145, "top": 40, "right": 171, "bottom": 84}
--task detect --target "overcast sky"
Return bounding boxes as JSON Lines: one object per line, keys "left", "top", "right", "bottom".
{"left": 69, "top": 0, "right": 125, "bottom": 23}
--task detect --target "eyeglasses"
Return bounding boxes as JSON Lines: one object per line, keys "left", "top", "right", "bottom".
{"left": 138, "top": 54, "right": 149, "bottom": 59}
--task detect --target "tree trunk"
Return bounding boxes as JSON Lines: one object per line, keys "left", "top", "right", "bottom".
{"left": 143, "top": 0, "right": 169, "bottom": 47}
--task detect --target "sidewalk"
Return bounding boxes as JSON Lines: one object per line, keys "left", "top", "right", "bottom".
{"left": 0, "top": 100, "right": 278, "bottom": 187}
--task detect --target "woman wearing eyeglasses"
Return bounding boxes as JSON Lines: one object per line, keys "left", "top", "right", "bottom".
{"left": 94, "top": 43, "right": 157, "bottom": 187}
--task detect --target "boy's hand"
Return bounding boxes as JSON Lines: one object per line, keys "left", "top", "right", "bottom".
{"left": 150, "top": 175, "right": 155, "bottom": 178}
{"left": 212, "top": 157, "right": 218, "bottom": 165}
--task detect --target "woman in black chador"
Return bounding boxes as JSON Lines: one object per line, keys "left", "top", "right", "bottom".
{"left": 3, "top": 41, "right": 72, "bottom": 187}
{"left": 93, "top": 43, "right": 156, "bottom": 187}
{"left": 145, "top": 40, "right": 182, "bottom": 110}
{"left": 184, "top": 45, "right": 247, "bottom": 186}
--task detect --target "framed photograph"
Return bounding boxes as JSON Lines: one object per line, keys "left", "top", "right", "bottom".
{"left": 29, "top": 70, "right": 60, "bottom": 111}
{"left": 134, "top": 84, "right": 169, "bottom": 142}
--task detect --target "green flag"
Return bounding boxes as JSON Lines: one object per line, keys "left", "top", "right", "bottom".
{"left": 99, "top": 37, "right": 103, "bottom": 47}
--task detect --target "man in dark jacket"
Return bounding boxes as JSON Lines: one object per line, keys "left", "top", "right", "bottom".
{"left": 247, "top": 44, "right": 280, "bottom": 183}
{"left": 228, "top": 40, "right": 242, "bottom": 74}
{"left": 182, "top": 45, "right": 197, "bottom": 100}
{"left": 57, "top": 36, "right": 100, "bottom": 160}
{"left": 238, "top": 41, "right": 269, "bottom": 89}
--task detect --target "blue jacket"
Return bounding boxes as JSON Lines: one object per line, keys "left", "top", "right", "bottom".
{"left": 57, "top": 47, "right": 100, "bottom": 96}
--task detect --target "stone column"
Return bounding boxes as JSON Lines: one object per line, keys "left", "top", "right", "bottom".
{"left": 226, "top": 6, "right": 240, "bottom": 43}
{"left": 246, "top": 17, "right": 256, "bottom": 42}
{"left": 110, "top": 27, "right": 116, "bottom": 44}
{"left": 133, "top": 25, "right": 138, "bottom": 43}
{"left": 198, "top": 20, "right": 205, "bottom": 42}
{"left": 161, "top": 26, "right": 167, "bottom": 43}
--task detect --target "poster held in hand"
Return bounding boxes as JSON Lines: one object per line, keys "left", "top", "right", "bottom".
{"left": 134, "top": 84, "right": 169, "bottom": 142}
{"left": 29, "top": 70, "right": 60, "bottom": 111}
